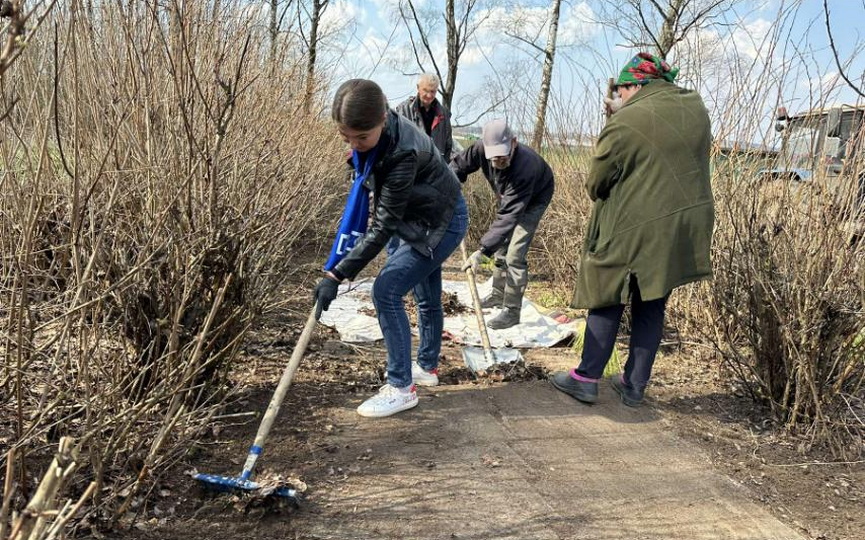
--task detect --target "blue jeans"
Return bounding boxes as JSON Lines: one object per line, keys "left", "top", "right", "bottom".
{"left": 373, "top": 196, "right": 468, "bottom": 388}
{"left": 386, "top": 235, "right": 401, "bottom": 256}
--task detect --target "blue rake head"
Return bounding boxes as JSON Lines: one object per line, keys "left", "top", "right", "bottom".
{"left": 193, "top": 472, "right": 297, "bottom": 499}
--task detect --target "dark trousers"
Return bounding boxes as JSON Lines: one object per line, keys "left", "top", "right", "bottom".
{"left": 576, "top": 282, "right": 669, "bottom": 390}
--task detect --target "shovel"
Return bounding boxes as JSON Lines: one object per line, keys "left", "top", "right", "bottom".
{"left": 459, "top": 241, "right": 523, "bottom": 374}
{"left": 193, "top": 303, "right": 320, "bottom": 500}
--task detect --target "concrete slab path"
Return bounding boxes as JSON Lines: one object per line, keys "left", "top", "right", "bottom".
{"left": 290, "top": 380, "right": 804, "bottom": 540}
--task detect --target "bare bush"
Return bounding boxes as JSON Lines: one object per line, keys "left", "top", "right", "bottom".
{"left": 529, "top": 126, "right": 864, "bottom": 455}
{"left": 706, "top": 146, "right": 865, "bottom": 456}
{"left": 509, "top": 41, "right": 864, "bottom": 456}
{"left": 1, "top": 0, "right": 344, "bottom": 534}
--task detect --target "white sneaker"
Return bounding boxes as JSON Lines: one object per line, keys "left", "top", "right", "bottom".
{"left": 357, "top": 384, "right": 418, "bottom": 418}
{"left": 411, "top": 362, "right": 439, "bottom": 387}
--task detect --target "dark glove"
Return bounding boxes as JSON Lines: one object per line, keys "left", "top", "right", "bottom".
{"left": 313, "top": 276, "right": 340, "bottom": 320}
{"left": 461, "top": 249, "right": 485, "bottom": 273}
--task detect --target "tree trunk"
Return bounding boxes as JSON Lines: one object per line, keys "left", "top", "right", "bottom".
{"left": 530, "top": 0, "right": 561, "bottom": 150}
{"left": 442, "top": 0, "right": 457, "bottom": 111}
{"left": 270, "top": 0, "right": 278, "bottom": 65}
{"left": 657, "top": 0, "right": 686, "bottom": 59}
{"left": 303, "top": 0, "right": 325, "bottom": 113}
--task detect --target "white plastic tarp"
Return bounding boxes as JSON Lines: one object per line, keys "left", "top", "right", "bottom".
{"left": 318, "top": 278, "right": 576, "bottom": 348}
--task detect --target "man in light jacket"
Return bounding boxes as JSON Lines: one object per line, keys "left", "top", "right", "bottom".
{"left": 550, "top": 53, "right": 715, "bottom": 407}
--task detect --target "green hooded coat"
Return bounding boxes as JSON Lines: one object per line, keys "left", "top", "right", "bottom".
{"left": 572, "top": 80, "right": 715, "bottom": 309}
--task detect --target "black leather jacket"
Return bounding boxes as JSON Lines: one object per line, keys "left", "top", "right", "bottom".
{"left": 333, "top": 109, "right": 462, "bottom": 281}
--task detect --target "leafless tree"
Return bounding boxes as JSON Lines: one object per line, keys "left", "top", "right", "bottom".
{"left": 595, "top": 0, "right": 737, "bottom": 60}
{"left": 398, "top": 0, "right": 490, "bottom": 111}
{"left": 491, "top": 0, "right": 568, "bottom": 148}
{"left": 530, "top": 0, "right": 561, "bottom": 149}
{"left": 269, "top": 0, "right": 296, "bottom": 64}
{"left": 297, "top": 0, "right": 330, "bottom": 112}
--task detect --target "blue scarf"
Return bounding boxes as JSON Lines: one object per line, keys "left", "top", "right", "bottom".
{"left": 323, "top": 147, "right": 379, "bottom": 271}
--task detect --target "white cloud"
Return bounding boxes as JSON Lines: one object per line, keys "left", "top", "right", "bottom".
{"left": 321, "top": 0, "right": 366, "bottom": 35}
{"left": 476, "top": 1, "right": 599, "bottom": 59}
{"left": 481, "top": 5, "right": 547, "bottom": 37}
{"left": 731, "top": 18, "right": 774, "bottom": 61}
{"left": 369, "top": 0, "right": 398, "bottom": 12}
{"left": 360, "top": 31, "right": 390, "bottom": 59}
{"left": 800, "top": 70, "right": 844, "bottom": 104}
{"left": 459, "top": 44, "right": 489, "bottom": 66}
{"left": 558, "top": 2, "right": 599, "bottom": 47}
{"left": 368, "top": 0, "right": 434, "bottom": 26}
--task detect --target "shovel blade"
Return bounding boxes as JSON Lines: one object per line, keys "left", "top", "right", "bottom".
{"left": 462, "top": 346, "right": 523, "bottom": 374}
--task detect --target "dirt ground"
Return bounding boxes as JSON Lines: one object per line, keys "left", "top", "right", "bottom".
{"left": 649, "top": 353, "right": 865, "bottom": 540}
{"left": 108, "top": 265, "right": 863, "bottom": 540}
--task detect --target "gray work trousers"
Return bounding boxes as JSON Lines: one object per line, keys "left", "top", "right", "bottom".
{"left": 491, "top": 201, "right": 549, "bottom": 307}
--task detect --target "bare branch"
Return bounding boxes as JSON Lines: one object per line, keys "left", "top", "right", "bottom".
{"left": 453, "top": 95, "right": 510, "bottom": 128}
{"left": 676, "top": 0, "right": 730, "bottom": 44}
{"left": 635, "top": 1, "right": 663, "bottom": 56}
{"left": 823, "top": 0, "right": 865, "bottom": 99}
{"left": 398, "top": 1, "right": 428, "bottom": 74}
{"left": 406, "top": 0, "right": 442, "bottom": 79}
{"left": 503, "top": 30, "right": 546, "bottom": 55}
{"left": 0, "top": 0, "right": 60, "bottom": 80}
{"left": 647, "top": 0, "right": 668, "bottom": 18}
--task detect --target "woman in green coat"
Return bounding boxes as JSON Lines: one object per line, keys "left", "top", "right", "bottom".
{"left": 551, "top": 53, "right": 714, "bottom": 407}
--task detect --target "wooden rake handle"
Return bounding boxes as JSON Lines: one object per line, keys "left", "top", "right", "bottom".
{"left": 241, "top": 303, "right": 318, "bottom": 478}
{"left": 459, "top": 240, "right": 495, "bottom": 361}
{"left": 605, "top": 77, "right": 615, "bottom": 119}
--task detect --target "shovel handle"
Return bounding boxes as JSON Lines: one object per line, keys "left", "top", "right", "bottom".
{"left": 241, "top": 303, "right": 318, "bottom": 479}
{"left": 460, "top": 241, "right": 495, "bottom": 360}
{"left": 605, "top": 77, "right": 615, "bottom": 119}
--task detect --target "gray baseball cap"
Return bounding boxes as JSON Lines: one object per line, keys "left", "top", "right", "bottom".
{"left": 482, "top": 119, "right": 513, "bottom": 158}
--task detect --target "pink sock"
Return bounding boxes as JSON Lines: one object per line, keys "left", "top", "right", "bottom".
{"left": 569, "top": 368, "right": 598, "bottom": 383}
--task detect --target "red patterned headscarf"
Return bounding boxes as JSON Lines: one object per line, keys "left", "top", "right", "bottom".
{"left": 615, "top": 52, "right": 679, "bottom": 86}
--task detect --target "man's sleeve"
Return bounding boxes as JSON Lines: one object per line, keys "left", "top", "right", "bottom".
{"left": 395, "top": 98, "right": 411, "bottom": 120}
{"left": 449, "top": 140, "right": 484, "bottom": 183}
{"left": 478, "top": 173, "right": 533, "bottom": 255}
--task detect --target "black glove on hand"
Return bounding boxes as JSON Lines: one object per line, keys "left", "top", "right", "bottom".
{"left": 313, "top": 276, "right": 340, "bottom": 320}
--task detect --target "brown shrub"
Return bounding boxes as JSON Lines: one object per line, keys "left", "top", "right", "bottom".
{"left": 1, "top": 1, "right": 346, "bottom": 532}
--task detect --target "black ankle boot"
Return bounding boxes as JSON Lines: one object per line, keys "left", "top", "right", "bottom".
{"left": 480, "top": 290, "right": 503, "bottom": 309}
{"left": 550, "top": 372, "right": 598, "bottom": 404}
{"left": 610, "top": 375, "right": 645, "bottom": 407}
{"left": 487, "top": 307, "right": 520, "bottom": 330}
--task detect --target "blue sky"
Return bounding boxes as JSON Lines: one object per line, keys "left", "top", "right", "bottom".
{"left": 298, "top": 0, "right": 864, "bottom": 143}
